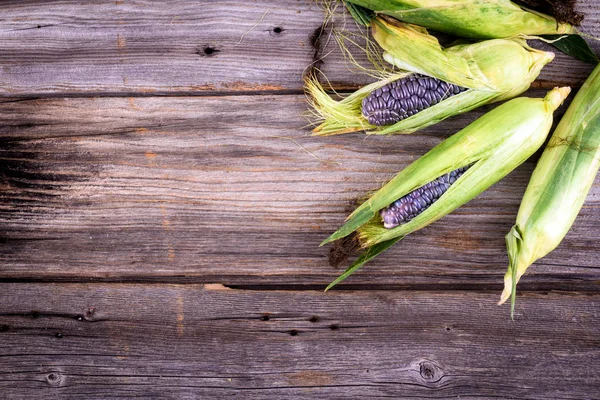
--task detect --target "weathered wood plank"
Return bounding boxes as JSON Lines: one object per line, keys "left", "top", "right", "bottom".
{"left": 1, "top": 94, "right": 599, "bottom": 288}
{"left": 0, "top": 283, "right": 598, "bottom": 399}
{"left": 0, "top": 0, "right": 598, "bottom": 95}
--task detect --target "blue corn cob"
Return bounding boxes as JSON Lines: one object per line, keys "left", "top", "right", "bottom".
{"left": 380, "top": 166, "right": 469, "bottom": 228}
{"left": 362, "top": 74, "right": 466, "bottom": 126}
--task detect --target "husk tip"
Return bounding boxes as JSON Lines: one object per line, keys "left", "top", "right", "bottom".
{"left": 498, "top": 273, "right": 512, "bottom": 306}
{"left": 545, "top": 86, "right": 572, "bottom": 109}
{"left": 531, "top": 48, "right": 555, "bottom": 66}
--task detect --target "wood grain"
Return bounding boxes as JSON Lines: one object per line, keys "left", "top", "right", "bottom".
{"left": 0, "top": 283, "right": 598, "bottom": 399}
{"left": 1, "top": 94, "right": 599, "bottom": 288}
{"left": 1, "top": 2, "right": 600, "bottom": 399}
{"left": 0, "top": 0, "right": 598, "bottom": 96}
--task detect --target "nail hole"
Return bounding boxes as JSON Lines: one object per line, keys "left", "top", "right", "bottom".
{"left": 289, "top": 330, "right": 299, "bottom": 336}
{"left": 445, "top": 325, "right": 451, "bottom": 331}
{"left": 36, "top": 25, "right": 41, "bottom": 29}
{"left": 55, "top": 332, "right": 64, "bottom": 339}
{"left": 309, "top": 316, "right": 319, "bottom": 323}
{"left": 329, "top": 324, "right": 339, "bottom": 331}
{"left": 0, "top": 325, "right": 10, "bottom": 332}
{"left": 259, "top": 314, "right": 270, "bottom": 321}
{"left": 198, "top": 46, "right": 220, "bottom": 57}
{"left": 273, "top": 26, "right": 283, "bottom": 34}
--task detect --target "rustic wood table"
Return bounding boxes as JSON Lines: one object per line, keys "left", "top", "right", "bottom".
{"left": 1, "top": 1, "right": 599, "bottom": 398}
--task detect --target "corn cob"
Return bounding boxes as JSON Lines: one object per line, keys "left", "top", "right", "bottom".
{"left": 307, "top": 17, "right": 554, "bottom": 136}
{"left": 380, "top": 166, "right": 469, "bottom": 228}
{"left": 321, "top": 87, "right": 570, "bottom": 290}
{"left": 500, "top": 63, "right": 600, "bottom": 317}
{"left": 362, "top": 74, "right": 466, "bottom": 126}
{"left": 344, "top": 0, "right": 574, "bottom": 38}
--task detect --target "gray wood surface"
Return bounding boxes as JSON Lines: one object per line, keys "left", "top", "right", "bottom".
{"left": 0, "top": 0, "right": 598, "bottom": 96}
{"left": 0, "top": 283, "right": 598, "bottom": 399}
{"left": 1, "top": 1, "right": 600, "bottom": 398}
{"left": 1, "top": 94, "right": 599, "bottom": 290}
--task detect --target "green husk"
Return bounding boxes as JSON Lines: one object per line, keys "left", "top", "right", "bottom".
{"left": 322, "top": 87, "right": 571, "bottom": 290}
{"left": 500, "top": 63, "right": 600, "bottom": 317}
{"left": 339, "top": 0, "right": 598, "bottom": 63}
{"left": 344, "top": 0, "right": 574, "bottom": 38}
{"left": 307, "top": 16, "right": 554, "bottom": 136}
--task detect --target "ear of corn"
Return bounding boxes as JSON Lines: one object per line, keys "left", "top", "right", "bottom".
{"left": 500, "top": 63, "right": 600, "bottom": 317}
{"left": 307, "top": 17, "right": 554, "bottom": 136}
{"left": 344, "top": 0, "right": 574, "bottom": 38}
{"left": 322, "top": 87, "right": 571, "bottom": 290}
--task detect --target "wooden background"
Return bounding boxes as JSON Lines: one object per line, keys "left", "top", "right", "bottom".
{"left": 1, "top": 1, "right": 599, "bottom": 398}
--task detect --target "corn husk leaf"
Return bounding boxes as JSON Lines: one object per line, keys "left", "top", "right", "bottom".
{"left": 500, "top": 63, "right": 600, "bottom": 317}
{"left": 344, "top": 1, "right": 375, "bottom": 26}
{"left": 541, "top": 34, "right": 600, "bottom": 65}
{"left": 322, "top": 87, "right": 571, "bottom": 289}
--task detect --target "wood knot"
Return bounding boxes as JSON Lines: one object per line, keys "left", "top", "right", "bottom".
{"left": 45, "top": 372, "right": 63, "bottom": 387}
{"left": 419, "top": 360, "right": 442, "bottom": 382}
{"left": 83, "top": 307, "right": 96, "bottom": 321}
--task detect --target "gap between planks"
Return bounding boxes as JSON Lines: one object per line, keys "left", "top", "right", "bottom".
{"left": 0, "top": 81, "right": 590, "bottom": 100}
{"left": 0, "top": 278, "right": 598, "bottom": 297}
{"left": 0, "top": 89, "right": 307, "bottom": 100}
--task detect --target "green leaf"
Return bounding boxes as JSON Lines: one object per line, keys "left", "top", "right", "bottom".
{"left": 506, "top": 225, "right": 523, "bottom": 321}
{"left": 344, "top": 1, "right": 375, "bottom": 27}
{"left": 324, "top": 237, "right": 402, "bottom": 291}
{"left": 541, "top": 34, "right": 599, "bottom": 65}
{"left": 320, "top": 205, "right": 376, "bottom": 246}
